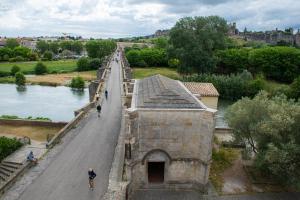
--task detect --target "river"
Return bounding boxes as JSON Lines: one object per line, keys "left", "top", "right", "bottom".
{"left": 0, "top": 84, "right": 89, "bottom": 122}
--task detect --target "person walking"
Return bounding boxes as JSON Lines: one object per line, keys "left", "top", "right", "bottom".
{"left": 88, "top": 168, "right": 97, "bottom": 190}
{"left": 105, "top": 89, "right": 108, "bottom": 100}
{"left": 95, "top": 92, "right": 100, "bottom": 101}
{"left": 96, "top": 104, "right": 101, "bottom": 118}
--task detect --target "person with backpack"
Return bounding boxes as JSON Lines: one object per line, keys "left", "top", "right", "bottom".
{"left": 88, "top": 168, "right": 97, "bottom": 190}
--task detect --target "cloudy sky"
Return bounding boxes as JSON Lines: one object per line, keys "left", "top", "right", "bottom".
{"left": 0, "top": 0, "right": 300, "bottom": 38}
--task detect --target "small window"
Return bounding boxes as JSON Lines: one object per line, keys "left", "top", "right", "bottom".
{"left": 148, "top": 162, "right": 164, "bottom": 183}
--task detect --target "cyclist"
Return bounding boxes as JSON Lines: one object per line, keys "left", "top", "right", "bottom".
{"left": 105, "top": 90, "right": 108, "bottom": 99}
{"left": 88, "top": 168, "right": 97, "bottom": 190}
{"left": 96, "top": 104, "right": 101, "bottom": 117}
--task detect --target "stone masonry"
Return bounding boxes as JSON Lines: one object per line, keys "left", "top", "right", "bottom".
{"left": 125, "top": 75, "right": 216, "bottom": 198}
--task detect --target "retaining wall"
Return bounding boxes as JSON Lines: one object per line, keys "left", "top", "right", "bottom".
{"left": 0, "top": 119, "right": 67, "bottom": 127}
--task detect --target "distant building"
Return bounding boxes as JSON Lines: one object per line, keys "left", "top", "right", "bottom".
{"left": 20, "top": 38, "right": 37, "bottom": 50}
{"left": 125, "top": 75, "right": 216, "bottom": 197}
{"left": 0, "top": 38, "right": 6, "bottom": 48}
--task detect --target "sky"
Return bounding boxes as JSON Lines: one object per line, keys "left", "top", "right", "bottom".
{"left": 0, "top": 0, "right": 300, "bottom": 38}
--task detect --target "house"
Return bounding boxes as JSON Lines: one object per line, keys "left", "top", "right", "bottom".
{"left": 125, "top": 75, "right": 216, "bottom": 197}
{"left": 183, "top": 82, "right": 219, "bottom": 109}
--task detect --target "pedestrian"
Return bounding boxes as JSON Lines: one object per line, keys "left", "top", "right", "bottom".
{"left": 88, "top": 168, "right": 97, "bottom": 190}
{"left": 96, "top": 104, "right": 101, "bottom": 117}
{"left": 95, "top": 92, "right": 100, "bottom": 101}
{"left": 105, "top": 89, "right": 108, "bottom": 99}
{"left": 27, "top": 151, "right": 38, "bottom": 165}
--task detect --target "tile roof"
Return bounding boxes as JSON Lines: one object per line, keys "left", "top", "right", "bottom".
{"left": 136, "top": 75, "right": 204, "bottom": 109}
{"left": 183, "top": 82, "right": 219, "bottom": 97}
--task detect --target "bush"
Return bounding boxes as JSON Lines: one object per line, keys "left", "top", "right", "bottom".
{"left": 70, "top": 76, "right": 85, "bottom": 89}
{"left": 89, "top": 58, "right": 101, "bottom": 70}
{"left": 28, "top": 52, "right": 39, "bottom": 61}
{"left": 249, "top": 47, "right": 300, "bottom": 83}
{"left": 77, "top": 57, "right": 90, "bottom": 71}
{"left": 9, "top": 56, "right": 24, "bottom": 62}
{"left": 289, "top": 76, "right": 300, "bottom": 100}
{"left": 34, "top": 62, "right": 48, "bottom": 75}
{"left": 125, "top": 50, "right": 143, "bottom": 67}
{"left": 0, "top": 137, "right": 23, "bottom": 161}
{"left": 15, "top": 72, "right": 26, "bottom": 86}
{"left": 43, "top": 50, "right": 53, "bottom": 61}
{"left": 2, "top": 54, "right": 10, "bottom": 61}
{"left": 11, "top": 65, "right": 20, "bottom": 76}
{"left": 0, "top": 71, "right": 11, "bottom": 77}
{"left": 183, "top": 71, "right": 260, "bottom": 100}
{"left": 168, "top": 58, "right": 180, "bottom": 68}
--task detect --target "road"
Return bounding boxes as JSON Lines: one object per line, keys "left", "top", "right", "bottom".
{"left": 18, "top": 53, "right": 122, "bottom": 200}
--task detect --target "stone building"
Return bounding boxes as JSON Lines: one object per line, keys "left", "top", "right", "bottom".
{"left": 183, "top": 82, "right": 219, "bottom": 109}
{"left": 125, "top": 75, "right": 216, "bottom": 195}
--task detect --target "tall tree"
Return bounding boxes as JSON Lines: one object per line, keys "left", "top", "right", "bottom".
{"left": 5, "top": 38, "right": 19, "bottom": 49}
{"left": 36, "top": 40, "right": 49, "bottom": 54}
{"left": 168, "top": 16, "right": 228, "bottom": 75}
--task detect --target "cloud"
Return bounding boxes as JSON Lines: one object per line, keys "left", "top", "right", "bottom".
{"left": 0, "top": 0, "right": 299, "bottom": 38}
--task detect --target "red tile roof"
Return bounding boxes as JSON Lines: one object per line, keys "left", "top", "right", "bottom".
{"left": 183, "top": 82, "right": 219, "bottom": 97}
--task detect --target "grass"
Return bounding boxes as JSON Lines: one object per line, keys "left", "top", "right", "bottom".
{"left": 0, "top": 115, "right": 51, "bottom": 121}
{"left": 0, "top": 60, "right": 77, "bottom": 74}
{"left": 133, "top": 67, "right": 180, "bottom": 80}
{"left": 0, "top": 71, "right": 96, "bottom": 86}
{"left": 209, "top": 148, "right": 240, "bottom": 193}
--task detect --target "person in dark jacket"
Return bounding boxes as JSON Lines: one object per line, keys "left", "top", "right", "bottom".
{"left": 88, "top": 168, "right": 97, "bottom": 190}
{"left": 96, "top": 104, "right": 101, "bottom": 117}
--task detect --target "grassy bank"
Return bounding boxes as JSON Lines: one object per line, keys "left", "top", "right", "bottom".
{"left": 133, "top": 67, "right": 180, "bottom": 79}
{"left": 0, "top": 60, "right": 77, "bottom": 74}
{"left": 0, "top": 71, "right": 96, "bottom": 86}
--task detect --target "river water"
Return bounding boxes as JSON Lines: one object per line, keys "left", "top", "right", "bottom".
{"left": 0, "top": 84, "right": 89, "bottom": 122}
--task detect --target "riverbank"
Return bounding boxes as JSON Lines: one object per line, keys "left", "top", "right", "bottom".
{"left": 0, "top": 71, "right": 96, "bottom": 86}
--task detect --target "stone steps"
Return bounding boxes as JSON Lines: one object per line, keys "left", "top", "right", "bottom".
{"left": 0, "top": 161, "right": 24, "bottom": 193}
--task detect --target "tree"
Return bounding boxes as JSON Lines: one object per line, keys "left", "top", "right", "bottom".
{"left": 60, "top": 41, "right": 72, "bottom": 51}
{"left": 70, "top": 76, "right": 85, "bottom": 89}
{"left": 249, "top": 47, "right": 300, "bottom": 83}
{"left": 89, "top": 58, "right": 101, "bottom": 70}
{"left": 85, "top": 40, "right": 116, "bottom": 59}
{"left": 72, "top": 41, "right": 83, "bottom": 54}
{"left": 49, "top": 42, "right": 59, "bottom": 54}
{"left": 125, "top": 50, "right": 145, "bottom": 67}
{"left": 13, "top": 46, "right": 31, "bottom": 59}
{"left": 0, "top": 48, "right": 13, "bottom": 60}
{"left": 43, "top": 50, "right": 53, "bottom": 61}
{"left": 15, "top": 72, "right": 26, "bottom": 86}
{"left": 153, "top": 37, "right": 168, "bottom": 49}
{"left": 77, "top": 57, "right": 90, "bottom": 71}
{"left": 5, "top": 38, "right": 19, "bottom": 49}
{"left": 36, "top": 40, "right": 49, "bottom": 54}
{"left": 34, "top": 62, "right": 48, "bottom": 75}
{"left": 225, "top": 92, "right": 300, "bottom": 188}
{"left": 168, "top": 16, "right": 228, "bottom": 74}
{"left": 11, "top": 65, "right": 20, "bottom": 76}
{"left": 289, "top": 76, "right": 300, "bottom": 100}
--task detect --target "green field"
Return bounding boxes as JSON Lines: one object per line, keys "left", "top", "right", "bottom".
{"left": 133, "top": 67, "right": 180, "bottom": 80}
{"left": 0, "top": 60, "right": 77, "bottom": 74}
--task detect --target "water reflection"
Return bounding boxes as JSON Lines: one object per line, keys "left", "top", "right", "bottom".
{"left": 215, "top": 100, "right": 234, "bottom": 128}
{"left": 16, "top": 86, "right": 27, "bottom": 92}
{"left": 0, "top": 84, "right": 89, "bottom": 122}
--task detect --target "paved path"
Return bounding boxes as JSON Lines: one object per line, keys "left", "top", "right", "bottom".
{"left": 13, "top": 54, "right": 122, "bottom": 200}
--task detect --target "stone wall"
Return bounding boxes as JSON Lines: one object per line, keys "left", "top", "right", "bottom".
{"left": 0, "top": 119, "right": 67, "bottom": 127}
{"left": 126, "top": 108, "right": 215, "bottom": 193}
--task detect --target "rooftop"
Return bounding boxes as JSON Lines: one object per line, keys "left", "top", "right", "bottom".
{"left": 135, "top": 75, "right": 204, "bottom": 109}
{"left": 183, "top": 82, "right": 219, "bottom": 97}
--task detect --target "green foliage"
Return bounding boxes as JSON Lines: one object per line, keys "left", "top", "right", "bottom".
{"left": 15, "top": 72, "right": 26, "bottom": 86}
{"left": 153, "top": 37, "right": 168, "bottom": 49}
{"left": 168, "top": 58, "right": 180, "bottom": 68}
{"left": 216, "top": 48, "right": 250, "bottom": 74}
{"left": 43, "top": 50, "right": 53, "bottom": 61}
{"left": 225, "top": 92, "right": 300, "bottom": 188}
{"left": 0, "top": 115, "right": 51, "bottom": 121}
{"left": 49, "top": 42, "right": 59, "bottom": 54}
{"left": 34, "top": 62, "right": 48, "bottom": 75}
{"left": 36, "top": 40, "right": 49, "bottom": 54}
{"left": 249, "top": 47, "right": 300, "bottom": 83}
{"left": 0, "top": 137, "right": 23, "bottom": 161}
{"left": 168, "top": 16, "right": 228, "bottom": 74}
{"left": 126, "top": 48, "right": 167, "bottom": 67}
{"left": 11, "top": 65, "right": 20, "bottom": 76}
{"left": 13, "top": 46, "right": 31, "bottom": 58}
{"left": 289, "top": 76, "right": 300, "bottom": 100}
{"left": 85, "top": 40, "right": 116, "bottom": 59}
{"left": 5, "top": 38, "right": 19, "bottom": 49}
{"left": 88, "top": 58, "right": 101, "bottom": 70}
{"left": 183, "top": 71, "right": 263, "bottom": 100}
{"left": 0, "top": 48, "right": 13, "bottom": 60}
{"left": 70, "top": 76, "right": 85, "bottom": 89}
{"left": 9, "top": 56, "right": 24, "bottom": 62}
{"left": 72, "top": 41, "right": 83, "bottom": 54}
{"left": 77, "top": 57, "right": 90, "bottom": 71}
{"left": 28, "top": 52, "right": 39, "bottom": 61}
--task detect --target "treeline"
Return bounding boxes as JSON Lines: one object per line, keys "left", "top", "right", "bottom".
{"left": 216, "top": 47, "right": 300, "bottom": 83}
{"left": 0, "top": 46, "right": 38, "bottom": 62}
{"left": 36, "top": 40, "right": 84, "bottom": 55}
